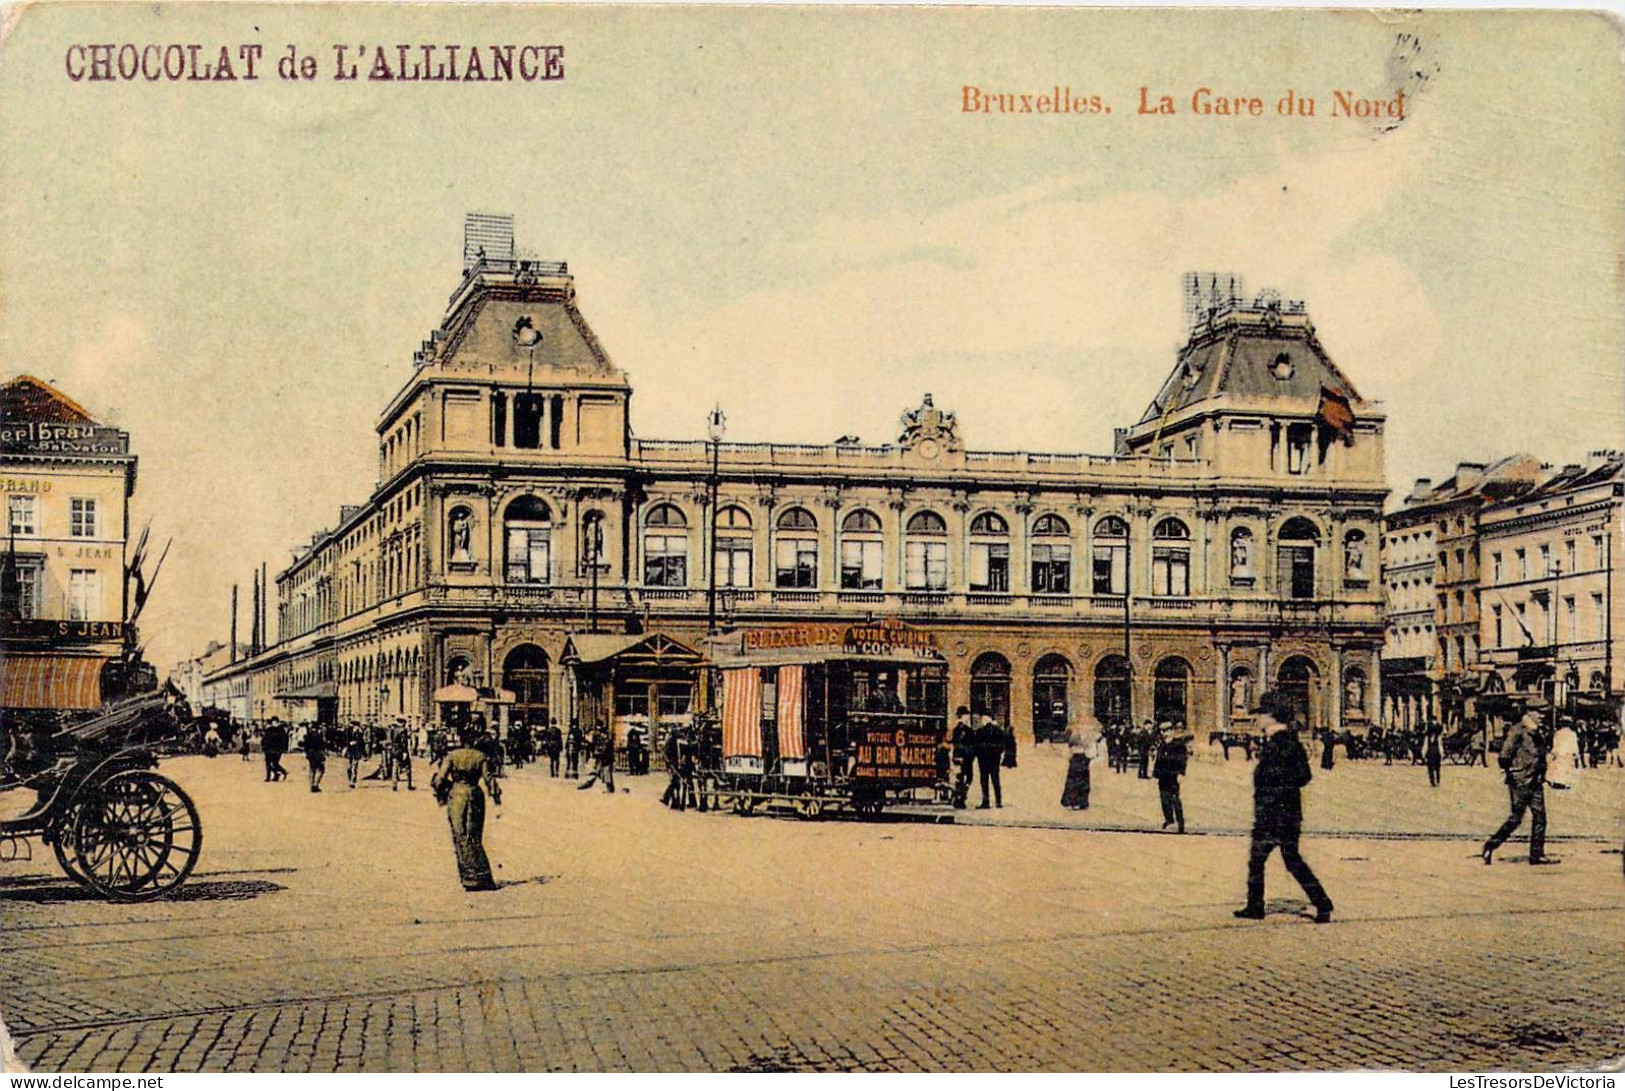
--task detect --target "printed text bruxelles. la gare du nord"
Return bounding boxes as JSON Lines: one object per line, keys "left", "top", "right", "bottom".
{"left": 64, "top": 42, "right": 564, "bottom": 83}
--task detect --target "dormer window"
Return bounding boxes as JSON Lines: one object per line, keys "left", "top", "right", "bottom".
{"left": 1271, "top": 353, "right": 1294, "bottom": 380}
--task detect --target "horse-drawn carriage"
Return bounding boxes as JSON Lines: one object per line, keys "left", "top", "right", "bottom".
{"left": 0, "top": 691, "right": 203, "bottom": 901}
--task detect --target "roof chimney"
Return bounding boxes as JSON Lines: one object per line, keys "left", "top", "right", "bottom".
{"left": 1410, "top": 477, "right": 1432, "bottom": 500}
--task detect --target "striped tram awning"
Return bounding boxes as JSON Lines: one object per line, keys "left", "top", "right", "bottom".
{"left": 721, "top": 667, "right": 762, "bottom": 759}
{"left": 1, "top": 653, "right": 109, "bottom": 711}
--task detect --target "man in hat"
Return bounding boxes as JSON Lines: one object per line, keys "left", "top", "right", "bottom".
{"left": 1482, "top": 706, "right": 1556, "bottom": 865}
{"left": 974, "top": 713, "right": 1004, "bottom": 809}
{"left": 1235, "top": 691, "right": 1334, "bottom": 923}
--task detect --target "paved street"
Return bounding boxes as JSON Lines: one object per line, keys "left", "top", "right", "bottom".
{"left": 2, "top": 747, "right": 1622, "bottom": 1072}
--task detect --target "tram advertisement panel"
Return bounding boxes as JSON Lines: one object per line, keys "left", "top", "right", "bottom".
{"left": 851, "top": 721, "right": 938, "bottom": 785}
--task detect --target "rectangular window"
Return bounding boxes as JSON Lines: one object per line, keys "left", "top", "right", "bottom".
{"left": 1516, "top": 601, "right": 1529, "bottom": 645}
{"left": 70, "top": 498, "right": 97, "bottom": 538}
{"left": 1031, "top": 544, "right": 1072, "bottom": 594}
{"left": 644, "top": 534, "right": 688, "bottom": 587}
{"left": 1286, "top": 424, "right": 1313, "bottom": 475}
{"left": 505, "top": 527, "right": 550, "bottom": 584}
{"left": 1151, "top": 547, "right": 1190, "bottom": 597}
{"left": 715, "top": 541, "right": 753, "bottom": 588}
{"left": 774, "top": 538, "right": 817, "bottom": 589}
{"left": 1593, "top": 535, "right": 1606, "bottom": 569}
{"left": 840, "top": 540, "right": 883, "bottom": 590}
{"left": 1540, "top": 543, "right": 1551, "bottom": 576}
{"left": 1493, "top": 605, "right": 1503, "bottom": 647}
{"left": 1595, "top": 593, "right": 1607, "bottom": 638}
{"left": 1492, "top": 553, "right": 1502, "bottom": 582}
{"left": 13, "top": 561, "right": 41, "bottom": 619}
{"left": 656, "top": 685, "right": 692, "bottom": 718}
{"left": 1564, "top": 596, "right": 1576, "bottom": 641}
{"left": 68, "top": 568, "right": 100, "bottom": 621}
{"left": 968, "top": 542, "right": 1009, "bottom": 592}
{"left": 1565, "top": 539, "right": 1576, "bottom": 573}
{"left": 9, "top": 495, "right": 38, "bottom": 537}
{"left": 1280, "top": 546, "right": 1315, "bottom": 600}
{"left": 1516, "top": 549, "right": 1527, "bottom": 580}
{"left": 904, "top": 541, "right": 947, "bottom": 591}
{"left": 1092, "top": 545, "right": 1125, "bottom": 595}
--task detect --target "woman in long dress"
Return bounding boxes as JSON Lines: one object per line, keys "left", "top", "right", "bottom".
{"left": 431, "top": 725, "right": 503, "bottom": 891}
{"left": 1061, "top": 714, "right": 1104, "bottom": 810}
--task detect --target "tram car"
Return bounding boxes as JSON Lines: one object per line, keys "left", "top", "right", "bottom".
{"left": 704, "top": 622, "right": 951, "bottom": 819}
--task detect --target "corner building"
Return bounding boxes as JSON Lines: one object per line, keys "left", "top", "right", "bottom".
{"left": 209, "top": 240, "right": 1388, "bottom": 744}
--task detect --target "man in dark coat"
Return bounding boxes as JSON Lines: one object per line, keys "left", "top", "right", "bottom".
{"left": 1482, "top": 708, "right": 1555, "bottom": 865}
{"left": 1235, "top": 691, "right": 1334, "bottom": 923}
{"left": 261, "top": 718, "right": 289, "bottom": 783}
{"left": 1153, "top": 729, "right": 1189, "bottom": 833}
{"left": 949, "top": 707, "right": 976, "bottom": 809}
{"left": 974, "top": 714, "right": 1004, "bottom": 809}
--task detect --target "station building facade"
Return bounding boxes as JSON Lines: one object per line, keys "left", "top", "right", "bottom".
{"left": 203, "top": 241, "right": 1388, "bottom": 744}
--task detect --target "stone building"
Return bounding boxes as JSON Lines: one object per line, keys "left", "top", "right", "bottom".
{"left": 1378, "top": 455, "right": 1544, "bottom": 727}
{"left": 203, "top": 219, "right": 1388, "bottom": 744}
{"left": 1477, "top": 451, "right": 1622, "bottom": 707}
{"left": 1, "top": 375, "right": 139, "bottom": 714}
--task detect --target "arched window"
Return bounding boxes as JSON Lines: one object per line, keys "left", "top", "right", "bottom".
{"left": 1229, "top": 527, "right": 1255, "bottom": 584}
{"left": 714, "top": 505, "right": 753, "bottom": 589}
{"left": 1092, "top": 516, "right": 1128, "bottom": 595}
{"left": 503, "top": 645, "right": 550, "bottom": 727}
{"left": 644, "top": 504, "right": 689, "bottom": 587}
{"left": 1344, "top": 667, "right": 1367, "bottom": 716}
{"left": 970, "top": 652, "right": 1011, "bottom": 728}
{"left": 968, "top": 512, "right": 1010, "bottom": 593}
{"left": 1154, "top": 657, "right": 1192, "bottom": 724}
{"left": 774, "top": 507, "right": 818, "bottom": 589}
{"left": 1032, "top": 654, "right": 1073, "bottom": 743}
{"left": 504, "top": 496, "right": 552, "bottom": 584}
{"left": 905, "top": 511, "right": 948, "bottom": 591}
{"left": 1277, "top": 655, "right": 1318, "bottom": 726}
{"left": 1093, "top": 655, "right": 1131, "bottom": 723}
{"left": 1343, "top": 530, "right": 1369, "bottom": 585}
{"left": 1278, "top": 517, "right": 1321, "bottom": 601}
{"left": 1590, "top": 671, "right": 1606, "bottom": 691}
{"left": 1229, "top": 666, "right": 1255, "bottom": 717}
{"left": 447, "top": 506, "right": 475, "bottom": 566}
{"left": 840, "top": 509, "right": 884, "bottom": 590}
{"left": 1152, "top": 518, "right": 1191, "bottom": 597}
{"left": 1031, "top": 514, "right": 1072, "bottom": 594}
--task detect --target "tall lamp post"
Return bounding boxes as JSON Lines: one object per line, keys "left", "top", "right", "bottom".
{"left": 1122, "top": 530, "right": 1134, "bottom": 724}
{"left": 1550, "top": 558, "right": 1562, "bottom": 731}
{"left": 706, "top": 405, "right": 727, "bottom": 636}
{"left": 583, "top": 509, "right": 604, "bottom": 634}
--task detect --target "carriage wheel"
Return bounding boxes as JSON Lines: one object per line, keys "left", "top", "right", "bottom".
{"left": 797, "top": 797, "right": 825, "bottom": 821}
{"left": 50, "top": 801, "right": 95, "bottom": 890}
{"left": 71, "top": 770, "right": 202, "bottom": 902}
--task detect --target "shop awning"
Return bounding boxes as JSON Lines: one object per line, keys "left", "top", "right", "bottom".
{"left": 561, "top": 632, "right": 704, "bottom": 667}
{"left": 276, "top": 682, "right": 338, "bottom": 700}
{"left": 0, "top": 653, "right": 108, "bottom": 710}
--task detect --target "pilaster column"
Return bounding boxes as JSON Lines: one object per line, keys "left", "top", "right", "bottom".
{"left": 1217, "top": 643, "right": 1231, "bottom": 732}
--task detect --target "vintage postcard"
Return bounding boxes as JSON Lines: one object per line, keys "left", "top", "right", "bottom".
{"left": 1, "top": 1, "right": 1622, "bottom": 1076}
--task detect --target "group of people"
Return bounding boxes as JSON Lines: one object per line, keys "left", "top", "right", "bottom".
{"left": 945, "top": 708, "right": 1018, "bottom": 809}
{"left": 1059, "top": 717, "right": 1191, "bottom": 831}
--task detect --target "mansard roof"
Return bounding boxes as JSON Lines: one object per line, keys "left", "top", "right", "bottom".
{"left": 1138, "top": 302, "right": 1364, "bottom": 426}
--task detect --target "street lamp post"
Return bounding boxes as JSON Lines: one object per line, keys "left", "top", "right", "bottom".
{"left": 1122, "top": 532, "right": 1134, "bottom": 724}
{"left": 1550, "top": 558, "right": 1562, "bottom": 731}
{"left": 706, "top": 405, "right": 727, "bottom": 636}
{"left": 584, "top": 510, "right": 604, "bottom": 634}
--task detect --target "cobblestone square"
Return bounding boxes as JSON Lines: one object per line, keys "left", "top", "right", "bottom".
{"left": 2, "top": 750, "right": 1621, "bottom": 1072}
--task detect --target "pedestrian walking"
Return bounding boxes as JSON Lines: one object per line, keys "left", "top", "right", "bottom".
{"left": 1424, "top": 722, "right": 1443, "bottom": 788}
{"left": 303, "top": 723, "right": 328, "bottom": 793}
{"left": 391, "top": 721, "right": 416, "bottom": 792}
{"left": 262, "top": 718, "right": 289, "bottom": 782}
{"left": 577, "top": 726, "right": 616, "bottom": 793}
{"left": 1154, "top": 729, "right": 1189, "bottom": 833}
{"left": 344, "top": 724, "right": 365, "bottom": 788}
{"left": 1320, "top": 727, "right": 1336, "bottom": 771}
{"left": 1234, "top": 691, "right": 1334, "bottom": 924}
{"left": 1482, "top": 708, "right": 1557, "bottom": 865}
{"left": 974, "top": 714, "right": 1003, "bottom": 809}
{"left": 238, "top": 725, "right": 252, "bottom": 762}
{"left": 950, "top": 707, "right": 975, "bottom": 809}
{"left": 430, "top": 724, "right": 503, "bottom": 892}
{"left": 1060, "top": 714, "right": 1104, "bottom": 810}
{"left": 545, "top": 720, "right": 563, "bottom": 777}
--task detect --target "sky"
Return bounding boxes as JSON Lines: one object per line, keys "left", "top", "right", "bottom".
{"left": 1, "top": 5, "right": 1622, "bottom": 672}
